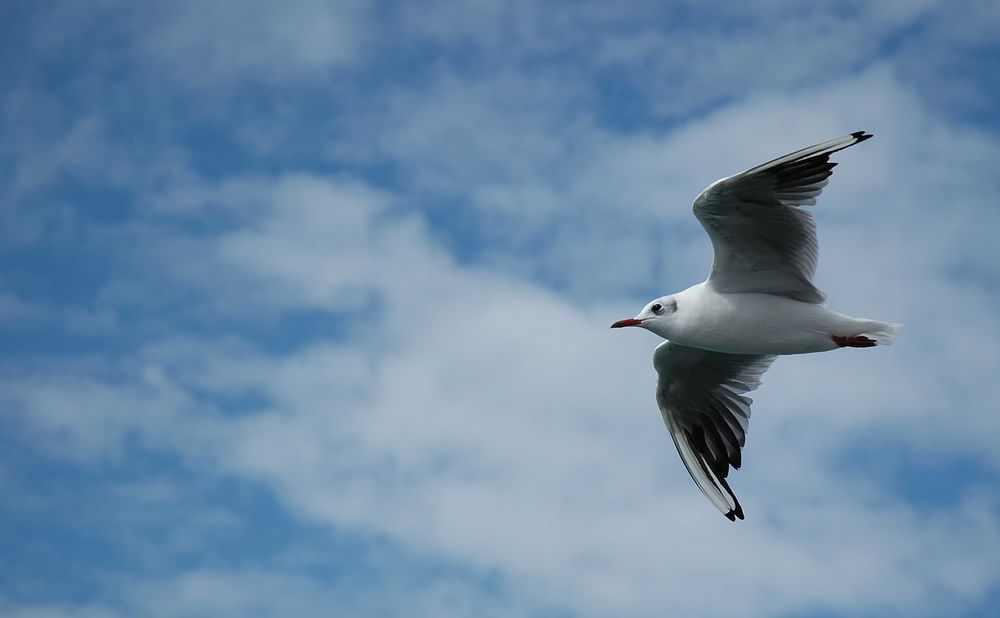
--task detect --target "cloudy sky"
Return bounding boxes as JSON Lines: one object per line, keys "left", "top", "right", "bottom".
{"left": 3, "top": 1, "right": 1000, "bottom": 616}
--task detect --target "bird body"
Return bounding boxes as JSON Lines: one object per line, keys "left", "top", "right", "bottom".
{"left": 611, "top": 131, "right": 900, "bottom": 521}
{"left": 642, "top": 282, "right": 898, "bottom": 355}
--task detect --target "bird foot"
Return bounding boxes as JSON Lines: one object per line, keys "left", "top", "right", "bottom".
{"left": 832, "top": 335, "right": 877, "bottom": 348}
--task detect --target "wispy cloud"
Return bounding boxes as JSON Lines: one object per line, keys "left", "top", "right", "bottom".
{"left": 3, "top": 1, "right": 1000, "bottom": 617}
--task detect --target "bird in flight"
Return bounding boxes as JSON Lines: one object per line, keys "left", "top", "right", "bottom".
{"left": 611, "top": 131, "right": 899, "bottom": 521}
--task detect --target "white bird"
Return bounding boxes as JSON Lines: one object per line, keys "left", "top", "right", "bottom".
{"left": 611, "top": 131, "right": 900, "bottom": 521}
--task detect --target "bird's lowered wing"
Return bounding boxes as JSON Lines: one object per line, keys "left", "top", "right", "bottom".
{"left": 693, "top": 131, "right": 872, "bottom": 304}
{"left": 653, "top": 341, "right": 776, "bottom": 521}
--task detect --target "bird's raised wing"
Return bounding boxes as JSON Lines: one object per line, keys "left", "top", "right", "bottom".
{"left": 653, "top": 341, "right": 775, "bottom": 521}
{"left": 693, "top": 131, "right": 872, "bottom": 304}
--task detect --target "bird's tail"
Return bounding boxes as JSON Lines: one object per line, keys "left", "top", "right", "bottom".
{"left": 861, "top": 321, "right": 902, "bottom": 346}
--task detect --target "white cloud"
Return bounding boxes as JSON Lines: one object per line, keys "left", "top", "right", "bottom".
{"left": 5, "top": 2, "right": 1000, "bottom": 616}
{"left": 0, "top": 565, "right": 523, "bottom": 618}
{"left": 0, "top": 598, "right": 122, "bottom": 618}
{"left": 29, "top": 0, "right": 372, "bottom": 90}
{"left": 0, "top": 293, "right": 38, "bottom": 321}
{"left": 9, "top": 92, "right": 1000, "bottom": 612}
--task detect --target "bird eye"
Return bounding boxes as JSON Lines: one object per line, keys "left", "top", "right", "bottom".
{"left": 651, "top": 303, "right": 663, "bottom": 314}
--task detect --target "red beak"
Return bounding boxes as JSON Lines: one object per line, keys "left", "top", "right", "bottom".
{"left": 610, "top": 318, "right": 643, "bottom": 329}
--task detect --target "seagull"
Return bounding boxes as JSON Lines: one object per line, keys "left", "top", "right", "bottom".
{"left": 611, "top": 131, "right": 900, "bottom": 521}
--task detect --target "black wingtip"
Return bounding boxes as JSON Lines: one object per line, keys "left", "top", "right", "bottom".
{"left": 719, "top": 476, "right": 745, "bottom": 521}
{"left": 724, "top": 506, "right": 745, "bottom": 521}
{"left": 851, "top": 130, "right": 874, "bottom": 143}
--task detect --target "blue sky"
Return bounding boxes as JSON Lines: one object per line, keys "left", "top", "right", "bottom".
{"left": 3, "top": 1, "right": 1000, "bottom": 616}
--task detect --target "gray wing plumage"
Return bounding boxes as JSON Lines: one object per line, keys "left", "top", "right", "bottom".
{"left": 693, "top": 131, "right": 872, "bottom": 304}
{"left": 653, "top": 341, "right": 776, "bottom": 521}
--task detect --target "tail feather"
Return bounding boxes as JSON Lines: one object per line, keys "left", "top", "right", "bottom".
{"left": 864, "top": 321, "right": 902, "bottom": 346}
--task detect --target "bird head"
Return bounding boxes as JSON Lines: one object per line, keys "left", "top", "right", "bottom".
{"left": 610, "top": 296, "right": 677, "bottom": 337}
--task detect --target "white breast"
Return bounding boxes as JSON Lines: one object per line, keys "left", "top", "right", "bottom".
{"left": 667, "top": 283, "right": 855, "bottom": 355}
